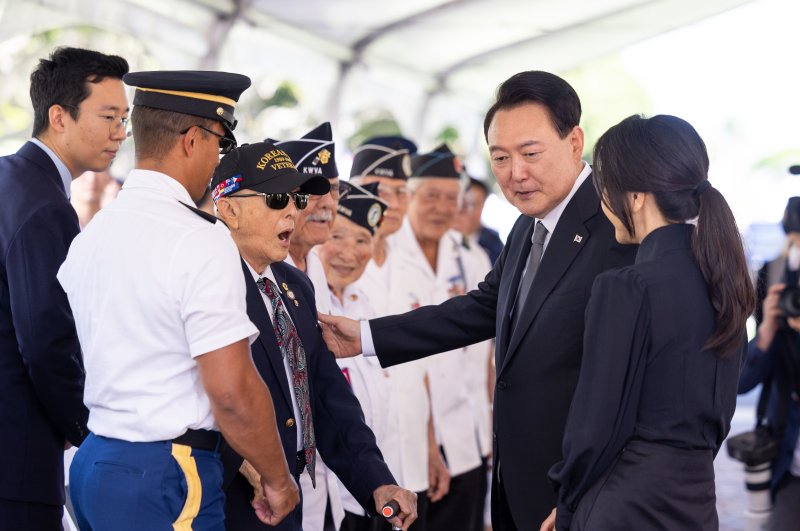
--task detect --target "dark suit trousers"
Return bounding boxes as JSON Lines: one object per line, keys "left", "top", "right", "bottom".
{"left": 0, "top": 498, "right": 63, "bottom": 531}
{"left": 491, "top": 463, "right": 518, "bottom": 531}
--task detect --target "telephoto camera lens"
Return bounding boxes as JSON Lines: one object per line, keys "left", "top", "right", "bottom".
{"left": 778, "top": 286, "right": 800, "bottom": 318}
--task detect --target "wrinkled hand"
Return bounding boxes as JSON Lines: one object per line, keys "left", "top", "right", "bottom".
{"left": 427, "top": 452, "right": 450, "bottom": 502}
{"left": 252, "top": 473, "right": 299, "bottom": 526}
{"left": 318, "top": 313, "right": 363, "bottom": 358}
{"left": 539, "top": 507, "right": 556, "bottom": 531}
{"left": 373, "top": 484, "right": 417, "bottom": 530}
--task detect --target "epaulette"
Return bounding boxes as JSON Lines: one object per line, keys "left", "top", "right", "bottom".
{"left": 179, "top": 201, "right": 217, "bottom": 224}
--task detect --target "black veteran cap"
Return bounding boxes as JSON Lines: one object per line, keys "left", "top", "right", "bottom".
{"left": 123, "top": 70, "right": 251, "bottom": 143}
{"left": 210, "top": 141, "right": 329, "bottom": 202}
{"left": 411, "top": 143, "right": 463, "bottom": 179}
{"left": 336, "top": 181, "right": 387, "bottom": 236}
{"left": 350, "top": 136, "right": 417, "bottom": 180}
{"left": 270, "top": 123, "right": 338, "bottom": 180}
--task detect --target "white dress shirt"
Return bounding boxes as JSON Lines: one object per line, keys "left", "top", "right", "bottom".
{"left": 57, "top": 169, "right": 258, "bottom": 442}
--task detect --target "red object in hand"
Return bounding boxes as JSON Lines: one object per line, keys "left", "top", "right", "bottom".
{"left": 382, "top": 499, "right": 400, "bottom": 518}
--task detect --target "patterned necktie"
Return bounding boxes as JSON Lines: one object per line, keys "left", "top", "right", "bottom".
{"left": 257, "top": 277, "right": 316, "bottom": 486}
{"left": 512, "top": 221, "right": 548, "bottom": 322}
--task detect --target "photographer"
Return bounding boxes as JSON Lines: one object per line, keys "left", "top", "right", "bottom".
{"left": 738, "top": 196, "right": 800, "bottom": 531}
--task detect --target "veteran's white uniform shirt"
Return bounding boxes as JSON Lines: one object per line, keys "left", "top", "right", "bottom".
{"left": 331, "top": 283, "right": 401, "bottom": 516}
{"left": 58, "top": 169, "right": 258, "bottom": 442}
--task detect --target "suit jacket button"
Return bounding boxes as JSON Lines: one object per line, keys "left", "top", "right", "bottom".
{"left": 285, "top": 418, "right": 295, "bottom": 428}
{"left": 497, "top": 380, "right": 508, "bottom": 390}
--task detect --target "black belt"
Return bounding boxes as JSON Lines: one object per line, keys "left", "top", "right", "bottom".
{"left": 295, "top": 450, "right": 306, "bottom": 476}
{"left": 173, "top": 429, "right": 223, "bottom": 452}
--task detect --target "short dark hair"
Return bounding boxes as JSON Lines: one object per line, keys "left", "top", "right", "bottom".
{"left": 593, "top": 114, "right": 755, "bottom": 356}
{"left": 30, "top": 47, "right": 129, "bottom": 137}
{"left": 130, "top": 106, "right": 217, "bottom": 161}
{"left": 483, "top": 71, "right": 581, "bottom": 140}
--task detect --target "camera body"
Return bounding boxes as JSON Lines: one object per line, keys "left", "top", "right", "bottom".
{"left": 726, "top": 427, "right": 780, "bottom": 466}
{"left": 778, "top": 286, "right": 800, "bottom": 318}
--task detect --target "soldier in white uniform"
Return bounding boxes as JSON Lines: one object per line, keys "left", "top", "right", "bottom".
{"left": 316, "top": 181, "right": 400, "bottom": 531}
{"left": 272, "top": 123, "right": 344, "bottom": 529}
{"left": 58, "top": 71, "right": 299, "bottom": 530}
{"left": 350, "top": 139, "right": 449, "bottom": 531}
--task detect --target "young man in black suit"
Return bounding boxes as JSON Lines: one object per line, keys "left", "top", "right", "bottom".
{"left": 320, "top": 71, "right": 637, "bottom": 530}
{"left": 0, "top": 47, "right": 129, "bottom": 529}
{"left": 212, "top": 142, "right": 417, "bottom": 531}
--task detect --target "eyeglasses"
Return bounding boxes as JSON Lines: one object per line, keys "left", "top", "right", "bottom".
{"left": 59, "top": 103, "right": 130, "bottom": 138}
{"left": 229, "top": 191, "right": 309, "bottom": 210}
{"left": 180, "top": 125, "right": 236, "bottom": 155}
{"left": 377, "top": 183, "right": 409, "bottom": 201}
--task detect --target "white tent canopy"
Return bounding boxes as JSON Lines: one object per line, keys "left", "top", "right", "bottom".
{"left": 1, "top": 0, "right": 752, "bottom": 150}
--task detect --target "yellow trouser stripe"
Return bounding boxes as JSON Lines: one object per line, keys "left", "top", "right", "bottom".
{"left": 171, "top": 443, "right": 202, "bottom": 531}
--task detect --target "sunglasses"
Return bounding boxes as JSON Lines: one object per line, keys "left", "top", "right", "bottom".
{"left": 230, "top": 191, "right": 310, "bottom": 210}
{"left": 180, "top": 125, "right": 236, "bottom": 155}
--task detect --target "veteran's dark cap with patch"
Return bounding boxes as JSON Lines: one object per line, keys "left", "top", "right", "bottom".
{"left": 271, "top": 122, "right": 338, "bottom": 180}
{"left": 337, "top": 181, "right": 387, "bottom": 236}
{"left": 210, "top": 141, "right": 330, "bottom": 202}
{"left": 411, "top": 143, "right": 463, "bottom": 179}
{"left": 350, "top": 136, "right": 417, "bottom": 180}
{"left": 123, "top": 70, "right": 251, "bottom": 143}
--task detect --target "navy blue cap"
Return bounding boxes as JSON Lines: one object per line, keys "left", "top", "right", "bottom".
{"left": 210, "top": 141, "right": 329, "bottom": 202}
{"left": 336, "top": 181, "right": 387, "bottom": 236}
{"left": 270, "top": 122, "right": 338, "bottom": 180}
{"left": 350, "top": 135, "right": 417, "bottom": 180}
{"left": 411, "top": 143, "right": 463, "bottom": 179}
{"left": 123, "top": 70, "right": 251, "bottom": 141}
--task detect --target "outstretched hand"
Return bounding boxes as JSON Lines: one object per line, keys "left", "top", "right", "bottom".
{"left": 318, "top": 313, "right": 363, "bottom": 358}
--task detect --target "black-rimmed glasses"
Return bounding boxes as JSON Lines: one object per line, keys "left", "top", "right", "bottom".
{"left": 229, "top": 192, "right": 310, "bottom": 210}
{"left": 180, "top": 125, "right": 236, "bottom": 155}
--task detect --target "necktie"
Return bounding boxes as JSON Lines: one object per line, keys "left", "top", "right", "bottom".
{"left": 513, "top": 221, "right": 548, "bottom": 321}
{"left": 257, "top": 277, "right": 316, "bottom": 486}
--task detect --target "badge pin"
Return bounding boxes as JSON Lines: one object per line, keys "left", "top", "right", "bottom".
{"left": 286, "top": 290, "right": 296, "bottom": 300}
{"left": 573, "top": 234, "right": 583, "bottom": 243}
{"left": 281, "top": 282, "right": 289, "bottom": 292}
{"left": 293, "top": 300, "right": 300, "bottom": 307}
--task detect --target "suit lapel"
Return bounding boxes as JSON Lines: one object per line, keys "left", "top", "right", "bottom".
{"left": 500, "top": 178, "right": 597, "bottom": 374}
{"left": 496, "top": 217, "right": 534, "bottom": 364}
{"left": 241, "top": 260, "right": 292, "bottom": 407}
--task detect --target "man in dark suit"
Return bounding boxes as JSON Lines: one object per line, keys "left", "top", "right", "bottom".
{"left": 211, "top": 141, "right": 417, "bottom": 530}
{"left": 0, "top": 47, "right": 129, "bottom": 529}
{"left": 319, "top": 71, "right": 636, "bottom": 530}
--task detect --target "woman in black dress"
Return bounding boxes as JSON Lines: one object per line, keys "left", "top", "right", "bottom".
{"left": 543, "top": 114, "right": 755, "bottom": 530}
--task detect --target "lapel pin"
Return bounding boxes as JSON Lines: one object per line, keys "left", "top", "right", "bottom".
{"left": 281, "top": 282, "right": 289, "bottom": 292}
{"left": 573, "top": 234, "right": 583, "bottom": 243}
{"left": 293, "top": 300, "right": 299, "bottom": 307}
{"left": 286, "top": 290, "right": 296, "bottom": 300}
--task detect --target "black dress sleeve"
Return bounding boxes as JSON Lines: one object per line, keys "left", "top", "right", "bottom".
{"left": 547, "top": 268, "right": 651, "bottom": 530}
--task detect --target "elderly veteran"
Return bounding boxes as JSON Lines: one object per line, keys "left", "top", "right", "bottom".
{"left": 270, "top": 122, "right": 345, "bottom": 527}
{"left": 315, "top": 181, "right": 401, "bottom": 531}
{"left": 213, "top": 142, "right": 417, "bottom": 531}
{"left": 59, "top": 70, "right": 299, "bottom": 530}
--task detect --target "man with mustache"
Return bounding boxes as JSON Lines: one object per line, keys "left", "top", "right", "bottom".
{"left": 271, "top": 122, "right": 344, "bottom": 528}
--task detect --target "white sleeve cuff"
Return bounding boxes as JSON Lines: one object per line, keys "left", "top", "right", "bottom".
{"left": 360, "top": 320, "right": 377, "bottom": 357}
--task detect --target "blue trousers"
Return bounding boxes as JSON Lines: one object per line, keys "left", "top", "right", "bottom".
{"left": 70, "top": 432, "right": 225, "bottom": 531}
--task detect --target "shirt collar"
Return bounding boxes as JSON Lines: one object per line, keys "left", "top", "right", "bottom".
{"left": 121, "top": 169, "right": 195, "bottom": 205}
{"left": 29, "top": 138, "right": 73, "bottom": 198}
{"left": 245, "top": 261, "right": 277, "bottom": 286}
{"left": 535, "top": 161, "right": 591, "bottom": 240}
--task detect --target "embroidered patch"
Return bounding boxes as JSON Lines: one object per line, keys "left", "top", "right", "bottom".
{"left": 212, "top": 175, "right": 243, "bottom": 202}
